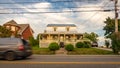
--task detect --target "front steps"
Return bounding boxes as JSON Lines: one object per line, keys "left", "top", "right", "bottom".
{"left": 55, "top": 48, "right": 67, "bottom": 55}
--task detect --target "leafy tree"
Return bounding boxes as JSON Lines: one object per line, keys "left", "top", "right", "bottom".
{"left": 103, "top": 17, "right": 120, "bottom": 37}
{"left": 103, "top": 17, "right": 120, "bottom": 54}
{"left": 83, "top": 32, "right": 98, "bottom": 42}
{"left": 29, "top": 36, "right": 39, "bottom": 47}
{"left": 0, "top": 26, "right": 11, "bottom": 37}
{"left": 110, "top": 32, "right": 120, "bottom": 54}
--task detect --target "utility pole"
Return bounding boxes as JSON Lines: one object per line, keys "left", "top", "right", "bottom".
{"left": 111, "top": 0, "right": 119, "bottom": 33}
{"left": 115, "top": 0, "right": 118, "bottom": 33}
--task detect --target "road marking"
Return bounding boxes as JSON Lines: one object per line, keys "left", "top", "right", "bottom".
{"left": 0, "top": 62, "right": 120, "bottom": 64}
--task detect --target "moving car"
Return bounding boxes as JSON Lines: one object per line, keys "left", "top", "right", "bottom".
{"left": 0, "top": 38, "right": 32, "bottom": 61}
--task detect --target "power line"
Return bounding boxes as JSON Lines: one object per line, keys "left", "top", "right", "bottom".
{"left": 0, "top": 6, "right": 119, "bottom": 10}
{"left": 0, "top": 0, "right": 101, "bottom": 4}
{"left": 79, "top": 0, "right": 113, "bottom": 27}
{"left": 0, "top": 9, "right": 114, "bottom": 14}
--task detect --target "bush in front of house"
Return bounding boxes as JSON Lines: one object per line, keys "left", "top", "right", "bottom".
{"left": 83, "top": 41, "right": 91, "bottom": 48}
{"left": 75, "top": 42, "right": 84, "bottom": 48}
{"left": 48, "top": 42, "right": 60, "bottom": 51}
{"left": 65, "top": 44, "right": 74, "bottom": 51}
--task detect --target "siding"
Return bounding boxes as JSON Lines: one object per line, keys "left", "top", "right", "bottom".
{"left": 22, "top": 26, "right": 33, "bottom": 40}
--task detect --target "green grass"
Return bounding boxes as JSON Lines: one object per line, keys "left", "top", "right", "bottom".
{"left": 32, "top": 46, "right": 55, "bottom": 55}
{"left": 67, "top": 48, "right": 114, "bottom": 55}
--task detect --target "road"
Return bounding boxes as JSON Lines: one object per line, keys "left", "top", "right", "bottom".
{"left": 0, "top": 55, "right": 120, "bottom": 68}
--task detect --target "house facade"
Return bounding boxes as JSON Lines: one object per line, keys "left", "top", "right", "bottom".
{"left": 3, "top": 20, "right": 34, "bottom": 40}
{"left": 39, "top": 24, "right": 84, "bottom": 48}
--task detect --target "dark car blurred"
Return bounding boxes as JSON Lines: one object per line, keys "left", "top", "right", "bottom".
{"left": 91, "top": 42, "right": 98, "bottom": 47}
{"left": 0, "top": 38, "right": 32, "bottom": 61}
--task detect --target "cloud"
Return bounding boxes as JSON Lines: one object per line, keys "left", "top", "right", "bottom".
{"left": 0, "top": 0, "right": 119, "bottom": 39}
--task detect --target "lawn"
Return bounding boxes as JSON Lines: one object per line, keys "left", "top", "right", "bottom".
{"left": 67, "top": 48, "right": 114, "bottom": 55}
{"left": 32, "top": 46, "right": 114, "bottom": 55}
{"left": 32, "top": 46, "right": 55, "bottom": 55}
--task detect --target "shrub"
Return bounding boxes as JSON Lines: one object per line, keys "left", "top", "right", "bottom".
{"left": 49, "top": 42, "right": 60, "bottom": 51}
{"left": 65, "top": 44, "right": 74, "bottom": 51}
{"left": 110, "top": 33, "right": 120, "bottom": 54}
{"left": 83, "top": 41, "right": 91, "bottom": 48}
{"left": 75, "top": 42, "right": 84, "bottom": 48}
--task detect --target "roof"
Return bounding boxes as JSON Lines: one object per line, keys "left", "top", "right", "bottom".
{"left": 47, "top": 24, "right": 76, "bottom": 27}
{"left": 3, "top": 20, "right": 17, "bottom": 26}
{"left": 3, "top": 20, "right": 34, "bottom": 35}
{"left": 17, "top": 24, "right": 29, "bottom": 34}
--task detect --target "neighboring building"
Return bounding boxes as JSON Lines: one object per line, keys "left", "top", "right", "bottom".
{"left": 3, "top": 20, "right": 34, "bottom": 40}
{"left": 39, "top": 24, "right": 84, "bottom": 48}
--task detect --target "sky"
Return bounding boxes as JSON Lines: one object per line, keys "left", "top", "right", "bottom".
{"left": 0, "top": 0, "right": 120, "bottom": 46}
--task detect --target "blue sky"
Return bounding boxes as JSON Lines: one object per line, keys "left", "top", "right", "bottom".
{"left": 0, "top": 0, "right": 120, "bottom": 45}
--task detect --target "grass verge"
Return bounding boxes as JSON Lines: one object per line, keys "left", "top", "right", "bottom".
{"left": 67, "top": 48, "right": 114, "bottom": 55}
{"left": 32, "top": 46, "right": 55, "bottom": 55}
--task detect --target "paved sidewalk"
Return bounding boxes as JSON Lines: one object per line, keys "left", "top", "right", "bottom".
{"left": 94, "top": 47, "right": 112, "bottom": 51}
{"left": 55, "top": 48, "right": 67, "bottom": 55}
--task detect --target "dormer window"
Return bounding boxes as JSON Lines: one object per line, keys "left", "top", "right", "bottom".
{"left": 53, "top": 27, "right": 57, "bottom": 31}
{"left": 66, "top": 27, "right": 70, "bottom": 32}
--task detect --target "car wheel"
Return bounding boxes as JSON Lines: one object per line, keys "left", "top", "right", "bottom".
{"left": 5, "top": 52, "right": 15, "bottom": 61}
{"left": 21, "top": 56, "right": 27, "bottom": 59}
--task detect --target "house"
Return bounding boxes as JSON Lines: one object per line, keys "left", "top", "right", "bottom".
{"left": 3, "top": 20, "right": 34, "bottom": 40}
{"left": 39, "top": 24, "right": 84, "bottom": 48}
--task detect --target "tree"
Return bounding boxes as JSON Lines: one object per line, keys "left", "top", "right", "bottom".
{"left": 83, "top": 32, "right": 98, "bottom": 42}
{"left": 103, "top": 17, "right": 120, "bottom": 54}
{"left": 110, "top": 32, "right": 120, "bottom": 54}
{"left": 29, "top": 36, "right": 39, "bottom": 47}
{"left": 103, "top": 17, "right": 120, "bottom": 37}
{"left": 0, "top": 26, "right": 12, "bottom": 37}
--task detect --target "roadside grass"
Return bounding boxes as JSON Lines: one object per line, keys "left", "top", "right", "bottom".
{"left": 67, "top": 48, "right": 114, "bottom": 55}
{"left": 32, "top": 46, "right": 55, "bottom": 55}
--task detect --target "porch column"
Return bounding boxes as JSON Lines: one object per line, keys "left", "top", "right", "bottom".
{"left": 73, "top": 34, "right": 76, "bottom": 42}
{"left": 58, "top": 33, "right": 60, "bottom": 42}
{"left": 64, "top": 33, "right": 65, "bottom": 42}
{"left": 39, "top": 34, "right": 41, "bottom": 48}
{"left": 48, "top": 34, "right": 50, "bottom": 40}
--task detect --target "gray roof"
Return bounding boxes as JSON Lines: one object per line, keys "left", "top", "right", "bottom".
{"left": 47, "top": 24, "right": 76, "bottom": 27}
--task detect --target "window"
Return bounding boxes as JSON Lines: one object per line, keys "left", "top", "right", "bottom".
{"left": 66, "top": 27, "right": 70, "bottom": 31}
{"left": 6, "top": 26, "right": 10, "bottom": 29}
{"left": 53, "top": 27, "right": 57, "bottom": 31}
{"left": 11, "top": 26, "right": 16, "bottom": 31}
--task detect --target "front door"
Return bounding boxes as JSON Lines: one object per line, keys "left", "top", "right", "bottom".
{"left": 59, "top": 42, "right": 64, "bottom": 48}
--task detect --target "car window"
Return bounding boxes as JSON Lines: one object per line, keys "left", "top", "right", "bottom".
{"left": 0, "top": 38, "right": 18, "bottom": 45}
{"left": 22, "top": 39, "right": 28, "bottom": 45}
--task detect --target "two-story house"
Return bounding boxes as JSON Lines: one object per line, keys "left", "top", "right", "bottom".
{"left": 3, "top": 20, "right": 34, "bottom": 40}
{"left": 39, "top": 24, "right": 83, "bottom": 48}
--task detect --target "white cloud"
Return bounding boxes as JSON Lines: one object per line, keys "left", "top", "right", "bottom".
{"left": 0, "top": 0, "right": 119, "bottom": 38}
{"left": 25, "top": 2, "right": 51, "bottom": 12}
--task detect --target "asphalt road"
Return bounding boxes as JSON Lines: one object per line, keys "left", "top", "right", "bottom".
{"left": 0, "top": 55, "right": 120, "bottom": 68}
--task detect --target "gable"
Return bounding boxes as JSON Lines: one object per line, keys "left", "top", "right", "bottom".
{"left": 4, "top": 20, "right": 17, "bottom": 26}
